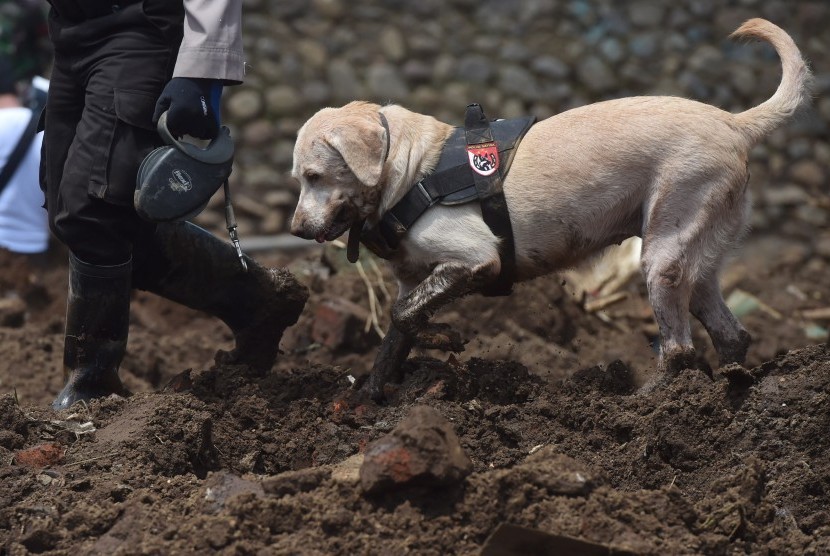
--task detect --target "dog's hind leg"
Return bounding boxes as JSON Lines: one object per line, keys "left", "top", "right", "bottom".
{"left": 690, "top": 170, "right": 752, "bottom": 367}
{"left": 641, "top": 242, "right": 696, "bottom": 373}
{"left": 643, "top": 167, "right": 751, "bottom": 374}
{"left": 690, "top": 273, "right": 751, "bottom": 366}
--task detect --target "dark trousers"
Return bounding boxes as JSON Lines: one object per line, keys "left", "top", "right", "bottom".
{"left": 41, "top": 4, "right": 182, "bottom": 265}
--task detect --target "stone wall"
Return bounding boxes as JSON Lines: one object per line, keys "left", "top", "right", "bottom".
{"left": 214, "top": 0, "right": 829, "bottom": 241}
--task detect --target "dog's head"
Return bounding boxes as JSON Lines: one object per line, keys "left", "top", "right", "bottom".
{"left": 290, "top": 101, "right": 388, "bottom": 243}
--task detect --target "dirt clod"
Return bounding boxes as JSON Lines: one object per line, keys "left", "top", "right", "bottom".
{"left": 14, "top": 442, "right": 64, "bottom": 468}
{"left": 360, "top": 405, "right": 472, "bottom": 494}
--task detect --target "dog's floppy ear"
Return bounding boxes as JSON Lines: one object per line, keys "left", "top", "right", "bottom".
{"left": 324, "top": 116, "right": 387, "bottom": 188}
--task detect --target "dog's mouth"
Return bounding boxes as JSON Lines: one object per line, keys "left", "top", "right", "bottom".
{"left": 315, "top": 202, "right": 356, "bottom": 243}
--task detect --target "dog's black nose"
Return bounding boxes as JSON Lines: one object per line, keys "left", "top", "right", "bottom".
{"left": 289, "top": 215, "right": 309, "bottom": 238}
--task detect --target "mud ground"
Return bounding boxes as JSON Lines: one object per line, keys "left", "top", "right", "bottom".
{"left": 1, "top": 226, "right": 829, "bottom": 555}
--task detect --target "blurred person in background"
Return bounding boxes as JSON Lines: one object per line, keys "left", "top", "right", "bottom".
{"left": 0, "top": 55, "right": 50, "bottom": 304}
{"left": 42, "top": 0, "right": 306, "bottom": 410}
{"left": 0, "top": 0, "right": 51, "bottom": 86}
{"left": 0, "top": 1, "right": 52, "bottom": 262}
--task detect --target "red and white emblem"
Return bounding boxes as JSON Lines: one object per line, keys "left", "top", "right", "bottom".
{"left": 466, "top": 142, "right": 499, "bottom": 176}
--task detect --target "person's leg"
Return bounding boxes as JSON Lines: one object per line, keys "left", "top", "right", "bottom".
{"left": 45, "top": 19, "right": 174, "bottom": 408}
{"left": 52, "top": 254, "right": 131, "bottom": 409}
{"left": 131, "top": 222, "right": 308, "bottom": 374}
{"left": 47, "top": 15, "right": 307, "bottom": 406}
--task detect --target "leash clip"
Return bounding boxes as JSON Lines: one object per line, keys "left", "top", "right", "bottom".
{"left": 223, "top": 180, "right": 247, "bottom": 271}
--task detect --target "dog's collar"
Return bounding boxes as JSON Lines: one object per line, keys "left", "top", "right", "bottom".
{"left": 347, "top": 111, "right": 392, "bottom": 263}
{"left": 379, "top": 111, "right": 391, "bottom": 163}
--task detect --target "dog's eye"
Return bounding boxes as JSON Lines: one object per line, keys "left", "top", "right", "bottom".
{"left": 304, "top": 171, "right": 321, "bottom": 182}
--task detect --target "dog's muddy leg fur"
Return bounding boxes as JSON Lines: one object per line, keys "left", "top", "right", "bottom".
{"left": 690, "top": 274, "right": 752, "bottom": 366}
{"left": 366, "top": 261, "right": 496, "bottom": 401}
{"left": 642, "top": 253, "right": 696, "bottom": 374}
{"left": 393, "top": 261, "right": 495, "bottom": 339}
{"left": 367, "top": 324, "right": 414, "bottom": 402}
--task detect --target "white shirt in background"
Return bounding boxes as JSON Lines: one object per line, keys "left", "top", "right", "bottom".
{"left": 0, "top": 107, "right": 48, "bottom": 254}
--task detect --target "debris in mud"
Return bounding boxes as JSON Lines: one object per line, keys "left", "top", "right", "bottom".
{"left": 360, "top": 405, "right": 472, "bottom": 494}
{"left": 726, "top": 288, "right": 782, "bottom": 320}
{"left": 481, "top": 523, "right": 637, "bottom": 556}
{"left": 0, "top": 393, "right": 29, "bottom": 449}
{"left": 330, "top": 453, "right": 364, "bottom": 483}
{"left": 563, "top": 237, "right": 642, "bottom": 299}
{"left": 718, "top": 363, "right": 756, "bottom": 391}
{"left": 162, "top": 368, "right": 193, "bottom": 393}
{"left": 1, "top": 225, "right": 830, "bottom": 553}
{"left": 311, "top": 297, "right": 377, "bottom": 350}
{"left": 0, "top": 296, "right": 26, "bottom": 328}
{"left": 14, "top": 442, "right": 65, "bottom": 468}
{"left": 263, "top": 467, "right": 330, "bottom": 497}
{"left": 494, "top": 447, "right": 598, "bottom": 497}
{"left": 203, "top": 472, "right": 265, "bottom": 513}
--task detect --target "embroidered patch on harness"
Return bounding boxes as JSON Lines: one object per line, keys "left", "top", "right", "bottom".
{"left": 466, "top": 142, "right": 499, "bottom": 176}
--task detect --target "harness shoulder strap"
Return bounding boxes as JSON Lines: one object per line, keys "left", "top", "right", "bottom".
{"left": 0, "top": 109, "right": 39, "bottom": 196}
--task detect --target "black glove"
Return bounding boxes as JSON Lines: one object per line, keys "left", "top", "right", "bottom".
{"left": 153, "top": 77, "right": 223, "bottom": 140}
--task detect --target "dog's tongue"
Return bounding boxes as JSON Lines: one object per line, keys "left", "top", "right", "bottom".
{"left": 346, "top": 219, "right": 364, "bottom": 263}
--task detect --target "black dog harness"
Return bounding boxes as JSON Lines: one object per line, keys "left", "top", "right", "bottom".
{"left": 360, "top": 104, "right": 536, "bottom": 296}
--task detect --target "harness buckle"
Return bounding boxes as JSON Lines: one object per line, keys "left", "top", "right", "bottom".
{"left": 416, "top": 181, "right": 433, "bottom": 207}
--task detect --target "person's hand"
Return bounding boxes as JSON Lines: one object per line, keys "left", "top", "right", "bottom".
{"left": 153, "top": 77, "right": 223, "bottom": 140}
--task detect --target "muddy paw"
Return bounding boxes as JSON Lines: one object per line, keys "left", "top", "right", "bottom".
{"left": 213, "top": 349, "right": 268, "bottom": 377}
{"left": 661, "top": 347, "right": 698, "bottom": 374}
{"left": 414, "top": 323, "right": 467, "bottom": 352}
{"left": 365, "top": 369, "right": 395, "bottom": 404}
{"left": 639, "top": 348, "right": 706, "bottom": 395}
{"left": 716, "top": 329, "right": 752, "bottom": 367}
{"left": 365, "top": 357, "right": 407, "bottom": 403}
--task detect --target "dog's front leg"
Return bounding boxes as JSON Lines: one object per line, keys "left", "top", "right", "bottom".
{"left": 367, "top": 261, "right": 495, "bottom": 401}
{"left": 392, "top": 261, "right": 490, "bottom": 346}
{"left": 366, "top": 324, "right": 414, "bottom": 401}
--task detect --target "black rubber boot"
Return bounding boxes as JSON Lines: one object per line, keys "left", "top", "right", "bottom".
{"left": 53, "top": 254, "right": 132, "bottom": 410}
{"left": 132, "top": 222, "right": 308, "bottom": 374}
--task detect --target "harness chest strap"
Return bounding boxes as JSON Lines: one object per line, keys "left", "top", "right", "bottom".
{"left": 464, "top": 103, "right": 516, "bottom": 296}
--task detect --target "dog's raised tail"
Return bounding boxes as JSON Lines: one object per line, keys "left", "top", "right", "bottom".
{"left": 731, "top": 18, "right": 811, "bottom": 144}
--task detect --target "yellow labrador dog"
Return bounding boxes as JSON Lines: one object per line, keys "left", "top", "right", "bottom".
{"left": 290, "top": 19, "right": 810, "bottom": 399}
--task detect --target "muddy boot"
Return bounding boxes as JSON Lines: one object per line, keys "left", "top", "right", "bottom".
{"left": 132, "top": 222, "right": 308, "bottom": 374}
{"left": 53, "top": 254, "right": 132, "bottom": 410}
